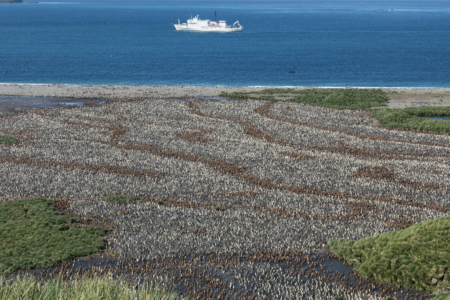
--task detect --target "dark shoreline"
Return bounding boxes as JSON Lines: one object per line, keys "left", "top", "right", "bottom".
{"left": 0, "top": 95, "right": 105, "bottom": 114}
{"left": 8, "top": 251, "right": 432, "bottom": 300}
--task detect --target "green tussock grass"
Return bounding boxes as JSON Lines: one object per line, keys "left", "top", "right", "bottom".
{"left": 435, "top": 293, "right": 450, "bottom": 300}
{"left": 370, "top": 106, "right": 450, "bottom": 135}
{"left": 0, "top": 274, "right": 179, "bottom": 300}
{"left": 107, "top": 194, "right": 140, "bottom": 204}
{"left": 0, "top": 135, "right": 19, "bottom": 145}
{"left": 220, "top": 88, "right": 389, "bottom": 110}
{"left": 0, "top": 198, "right": 108, "bottom": 272}
{"left": 328, "top": 215, "right": 450, "bottom": 294}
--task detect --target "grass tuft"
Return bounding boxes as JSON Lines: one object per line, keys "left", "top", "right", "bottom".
{"left": 434, "top": 293, "right": 450, "bottom": 300}
{"left": 0, "top": 273, "right": 179, "bottom": 300}
{"left": 220, "top": 88, "right": 389, "bottom": 110}
{"left": 0, "top": 134, "right": 19, "bottom": 145}
{"left": 328, "top": 215, "right": 450, "bottom": 293}
{"left": 0, "top": 198, "right": 107, "bottom": 272}
{"left": 370, "top": 106, "right": 450, "bottom": 135}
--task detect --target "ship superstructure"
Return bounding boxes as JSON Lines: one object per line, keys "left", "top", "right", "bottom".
{"left": 174, "top": 14, "right": 242, "bottom": 32}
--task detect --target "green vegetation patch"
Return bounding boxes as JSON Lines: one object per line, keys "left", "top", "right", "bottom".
{"left": 328, "top": 215, "right": 450, "bottom": 293}
{"left": 370, "top": 106, "right": 450, "bottom": 135}
{"left": 220, "top": 88, "right": 389, "bottom": 110}
{"left": 0, "top": 198, "right": 107, "bottom": 272}
{"left": 435, "top": 293, "right": 450, "bottom": 300}
{"left": 107, "top": 194, "right": 140, "bottom": 204}
{"left": 0, "top": 274, "right": 178, "bottom": 300}
{"left": 0, "top": 134, "right": 19, "bottom": 145}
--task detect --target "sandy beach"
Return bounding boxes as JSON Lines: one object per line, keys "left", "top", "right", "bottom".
{"left": 1, "top": 84, "right": 450, "bottom": 108}
{"left": 0, "top": 84, "right": 265, "bottom": 99}
{"left": 1, "top": 84, "right": 449, "bottom": 299}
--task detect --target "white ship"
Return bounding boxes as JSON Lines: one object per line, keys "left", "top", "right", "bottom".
{"left": 174, "top": 13, "right": 242, "bottom": 32}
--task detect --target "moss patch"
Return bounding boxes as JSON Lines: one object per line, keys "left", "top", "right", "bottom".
{"left": 0, "top": 198, "right": 107, "bottom": 272}
{"left": 220, "top": 88, "right": 389, "bottom": 110}
{"left": 0, "top": 135, "right": 19, "bottom": 145}
{"left": 370, "top": 106, "right": 450, "bottom": 135}
{"left": 328, "top": 215, "right": 450, "bottom": 293}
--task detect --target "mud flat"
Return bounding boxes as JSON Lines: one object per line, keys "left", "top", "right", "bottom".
{"left": 1, "top": 89, "right": 449, "bottom": 299}
{"left": 385, "top": 88, "right": 450, "bottom": 108}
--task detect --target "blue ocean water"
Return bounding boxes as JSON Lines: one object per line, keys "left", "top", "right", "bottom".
{"left": 1, "top": 0, "right": 450, "bottom": 87}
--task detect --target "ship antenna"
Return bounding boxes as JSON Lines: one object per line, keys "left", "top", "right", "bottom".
{"left": 215, "top": 11, "right": 217, "bottom": 22}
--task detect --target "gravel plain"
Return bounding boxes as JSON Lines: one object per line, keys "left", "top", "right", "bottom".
{"left": 1, "top": 86, "right": 450, "bottom": 299}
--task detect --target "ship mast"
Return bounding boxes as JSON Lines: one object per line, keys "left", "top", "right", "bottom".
{"left": 215, "top": 11, "right": 217, "bottom": 23}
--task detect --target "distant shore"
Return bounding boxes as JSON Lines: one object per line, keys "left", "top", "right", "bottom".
{"left": 1, "top": 84, "right": 450, "bottom": 108}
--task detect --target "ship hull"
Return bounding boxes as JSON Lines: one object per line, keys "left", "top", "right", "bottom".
{"left": 174, "top": 25, "right": 242, "bottom": 32}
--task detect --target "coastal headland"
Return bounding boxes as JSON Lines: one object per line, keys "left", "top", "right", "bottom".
{"left": 1, "top": 84, "right": 449, "bottom": 299}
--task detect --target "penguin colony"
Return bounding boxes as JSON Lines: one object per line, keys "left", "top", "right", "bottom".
{"left": 1, "top": 97, "right": 449, "bottom": 299}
